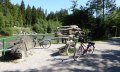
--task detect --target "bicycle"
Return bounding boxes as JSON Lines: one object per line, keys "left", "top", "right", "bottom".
{"left": 33, "top": 35, "right": 51, "bottom": 49}
{"left": 73, "top": 38, "right": 95, "bottom": 61}
{"left": 58, "top": 36, "right": 77, "bottom": 56}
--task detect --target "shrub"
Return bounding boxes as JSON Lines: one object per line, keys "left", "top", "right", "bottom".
{"left": 47, "top": 25, "right": 52, "bottom": 33}
{"left": 22, "top": 27, "right": 32, "bottom": 33}
{"left": 32, "top": 24, "right": 45, "bottom": 33}
{"left": 32, "top": 24, "right": 41, "bottom": 33}
{"left": 0, "top": 27, "right": 14, "bottom": 36}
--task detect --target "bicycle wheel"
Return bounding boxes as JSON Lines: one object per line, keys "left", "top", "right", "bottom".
{"left": 73, "top": 46, "right": 83, "bottom": 61}
{"left": 86, "top": 46, "right": 95, "bottom": 55}
{"left": 41, "top": 40, "right": 51, "bottom": 49}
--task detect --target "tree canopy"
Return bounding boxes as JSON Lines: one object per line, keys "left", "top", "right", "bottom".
{"left": 0, "top": 0, "right": 119, "bottom": 39}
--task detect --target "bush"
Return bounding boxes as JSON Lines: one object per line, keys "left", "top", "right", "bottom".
{"left": 32, "top": 23, "right": 46, "bottom": 33}
{"left": 12, "top": 27, "right": 21, "bottom": 34}
{"left": 12, "top": 27, "right": 33, "bottom": 34}
{"left": 0, "top": 27, "right": 14, "bottom": 36}
{"left": 47, "top": 25, "right": 52, "bottom": 33}
{"left": 32, "top": 24, "right": 41, "bottom": 33}
{"left": 21, "top": 27, "right": 32, "bottom": 33}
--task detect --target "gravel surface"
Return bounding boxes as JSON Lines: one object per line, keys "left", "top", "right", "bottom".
{"left": 0, "top": 40, "right": 120, "bottom": 72}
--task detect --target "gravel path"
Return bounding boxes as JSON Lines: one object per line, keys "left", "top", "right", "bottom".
{"left": 0, "top": 40, "right": 120, "bottom": 72}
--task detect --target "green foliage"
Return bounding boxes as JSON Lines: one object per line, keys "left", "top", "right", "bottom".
{"left": 25, "top": 5, "right": 31, "bottom": 26}
{"left": 87, "top": 0, "right": 116, "bottom": 17}
{"left": 47, "top": 20, "right": 62, "bottom": 32}
{"left": 21, "top": 27, "right": 32, "bottom": 33}
{"left": 0, "top": 0, "right": 119, "bottom": 40}
{"left": 12, "top": 27, "right": 32, "bottom": 34}
{"left": 70, "top": 0, "right": 78, "bottom": 13}
{"left": 105, "top": 8, "right": 120, "bottom": 37}
{"left": 32, "top": 19, "right": 61, "bottom": 33}
{"left": 62, "top": 8, "right": 93, "bottom": 28}
{"left": 32, "top": 20, "right": 46, "bottom": 33}
{"left": 47, "top": 25, "right": 52, "bottom": 33}
{"left": 0, "top": 27, "right": 14, "bottom": 36}
{"left": 0, "top": 0, "right": 62, "bottom": 35}
{"left": 0, "top": 13, "right": 4, "bottom": 28}
{"left": 20, "top": 0, "right": 25, "bottom": 25}
{"left": 46, "top": 12, "right": 55, "bottom": 20}
{"left": 46, "top": 9, "right": 68, "bottom": 21}
{"left": 31, "top": 6, "right": 37, "bottom": 25}
{"left": 32, "top": 24, "right": 42, "bottom": 33}
{"left": 12, "top": 28, "right": 21, "bottom": 34}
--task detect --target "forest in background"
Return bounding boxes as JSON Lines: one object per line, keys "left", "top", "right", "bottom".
{"left": 0, "top": 0, "right": 120, "bottom": 40}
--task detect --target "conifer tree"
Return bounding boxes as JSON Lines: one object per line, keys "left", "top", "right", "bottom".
{"left": 26, "top": 5, "right": 31, "bottom": 26}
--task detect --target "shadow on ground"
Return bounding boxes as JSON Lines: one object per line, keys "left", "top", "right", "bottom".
{"left": 105, "top": 38, "right": 120, "bottom": 46}
{"left": 0, "top": 52, "right": 18, "bottom": 62}
{"left": 45, "top": 50, "right": 120, "bottom": 72}
{"left": 2, "top": 38, "right": 120, "bottom": 72}
{"left": 3, "top": 49, "right": 120, "bottom": 72}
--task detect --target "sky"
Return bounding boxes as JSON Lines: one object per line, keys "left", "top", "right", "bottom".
{"left": 10, "top": 0, "right": 120, "bottom": 13}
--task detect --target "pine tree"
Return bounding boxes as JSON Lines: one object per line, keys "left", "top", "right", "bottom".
{"left": 46, "top": 12, "right": 55, "bottom": 20}
{"left": 70, "top": 0, "right": 78, "bottom": 13}
{"left": 26, "top": 5, "right": 31, "bottom": 26}
{"left": 31, "top": 6, "right": 37, "bottom": 25}
{"left": 20, "top": 0, "right": 25, "bottom": 25}
{"left": 36, "top": 7, "right": 44, "bottom": 19}
{"left": 87, "top": 0, "right": 116, "bottom": 18}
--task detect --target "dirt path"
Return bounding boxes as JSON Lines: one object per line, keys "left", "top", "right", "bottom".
{"left": 0, "top": 41, "right": 120, "bottom": 72}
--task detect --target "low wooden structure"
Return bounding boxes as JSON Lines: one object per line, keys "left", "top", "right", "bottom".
{"left": 55, "top": 25, "right": 82, "bottom": 43}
